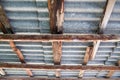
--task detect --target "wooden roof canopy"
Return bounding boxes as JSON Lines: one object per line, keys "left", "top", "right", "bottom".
{"left": 0, "top": 0, "right": 120, "bottom": 80}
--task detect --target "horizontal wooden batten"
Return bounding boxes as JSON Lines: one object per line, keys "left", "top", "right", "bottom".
{"left": 0, "top": 77, "right": 120, "bottom": 80}
{"left": 0, "top": 34, "right": 119, "bottom": 42}
{"left": 0, "top": 63, "right": 120, "bottom": 70}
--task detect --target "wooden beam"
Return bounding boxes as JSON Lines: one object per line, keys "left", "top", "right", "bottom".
{"left": 99, "top": 0, "right": 116, "bottom": 34}
{"left": 0, "top": 5, "right": 14, "bottom": 34}
{"left": 0, "top": 69, "right": 5, "bottom": 76}
{"left": 78, "top": 70, "right": 85, "bottom": 78}
{"left": 0, "top": 77, "right": 120, "bottom": 80}
{"left": 25, "top": 69, "right": 33, "bottom": 77}
{"left": 52, "top": 41, "right": 62, "bottom": 65}
{"left": 106, "top": 70, "right": 115, "bottom": 78}
{"left": 0, "top": 34, "right": 118, "bottom": 42}
{"left": 83, "top": 47, "right": 93, "bottom": 65}
{"left": 0, "top": 63, "right": 120, "bottom": 70}
{"left": 9, "top": 41, "right": 25, "bottom": 63}
{"left": 48, "top": 0, "right": 64, "bottom": 34}
{"left": 90, "top": 41, "right": 100, "bottom": 60}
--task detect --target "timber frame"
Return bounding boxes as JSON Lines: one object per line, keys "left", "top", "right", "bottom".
{"left": 0, "top": 0, "right": 120, "bottom": 79}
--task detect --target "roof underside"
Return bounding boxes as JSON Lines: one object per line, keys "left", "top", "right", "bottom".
{"left": 0, "top": 0, "right": 120, "bottom": 79}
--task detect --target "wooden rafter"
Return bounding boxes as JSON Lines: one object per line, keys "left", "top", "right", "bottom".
{"left": 9, "top": 41, "right": 25, "bottom": 63}
{"left": 9, "top": 41, "right": 33, "bottom": 77}
{"left": 0, "top": 63, "right": 120, "bottom": 70}
{"left": 106, "top": 70, "right": 115, "bottom": 78}
{"left": 90, "top": 41, "right": 100, "bottom": 60}
{"left": 0, "top": 34, "right": 118, "bottom": 42}
{"left": 48, "top": 0, "right": 64, "bottom": 34}
{"left": 99, "top": 0, "right": 116, "bottom": 34}
{"left": 0, "top": 5, "right": 14, "bottom": 34}
{"left": 52, "top": 41, "right": 62, "bottom": 65}
{"left": 83, "top": 47, "right": 93, "bottom": 65}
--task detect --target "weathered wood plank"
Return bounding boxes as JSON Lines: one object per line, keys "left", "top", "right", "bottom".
{"left": 99, "top": 0, "right": 116, "bottom": 34}
{"left": 52, "top": 41, "right": 62, "bottom": 65}
{"left": 48, "top": 0, "right": 64, "bottom": 34}
{"left": 0, "top": 34, "right": 118, "bottom": 42}
{"left": 0, "top": 63, "right": 120, "bottom": 70}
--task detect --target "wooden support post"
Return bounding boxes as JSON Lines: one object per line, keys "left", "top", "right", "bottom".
{"left": 90, "top": 41, "right": 100, "bottom": 60}
{"left": 52, "top": 41, "right": 62, "bottom": 65}
{"left": 48, "top": 0, "right": 64, "bottom": 34}
{"left": 0, "top": 69, "right": 5, "bottom": 76}
{"left": 106, "top": 70, "right": 115, "bottom": 78}
{"left": 99, "top": 0, "right": 116, "bottom": 34}
{"left": 78, "top": 70, "right": 84, "bottom": 78}
{"left": 0, "top": 5, "right": 14, "bottom": 34}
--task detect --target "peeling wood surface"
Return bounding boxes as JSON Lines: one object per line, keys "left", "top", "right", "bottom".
{"left": 48, "top": 0, "right": 64, "bottom": 34}
{"left": 0, "top": 63, "right": 120, "bottom": 70}
{"left": 52, "top": 41, "right": 62, "bottom": 65}
{"left": 0, "top": 34, "right": 119, "bottom": 42}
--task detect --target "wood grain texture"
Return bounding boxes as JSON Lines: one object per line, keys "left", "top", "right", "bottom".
{"left": 48, "top": 0, "right": 64, "bottom": 34}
